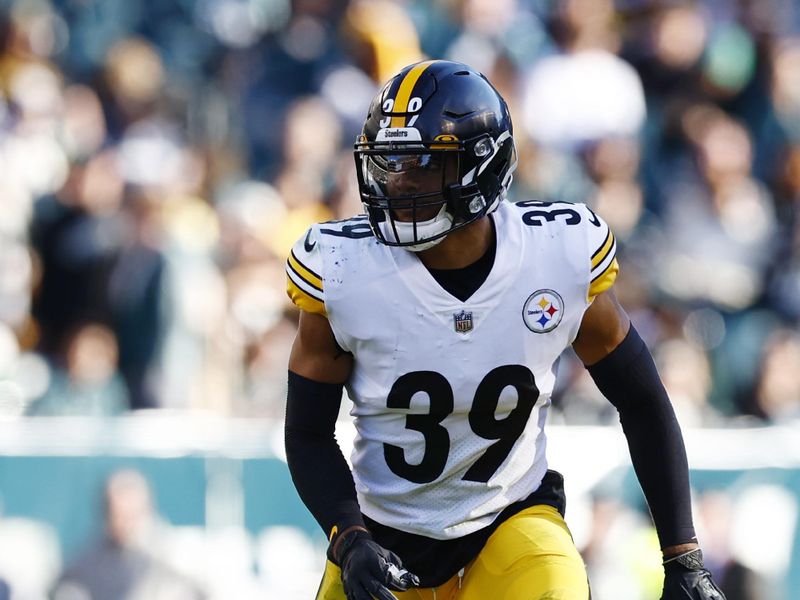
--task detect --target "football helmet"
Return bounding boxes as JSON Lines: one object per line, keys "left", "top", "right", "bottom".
{"left": 354, "top": 60, "right": 517, "bottom": 251}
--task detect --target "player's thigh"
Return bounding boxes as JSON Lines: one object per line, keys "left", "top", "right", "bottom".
{"left": 458, "top": 505, "right": 589, "bottom": 600}
{"left": 315, "top": 560, "right": 345, "bottom": 600}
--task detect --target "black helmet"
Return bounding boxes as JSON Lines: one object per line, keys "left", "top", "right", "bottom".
{"left": 354, "top": 60, "right": 517, "bottom": 251}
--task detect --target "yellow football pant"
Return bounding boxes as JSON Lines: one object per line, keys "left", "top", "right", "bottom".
{"left": 316, "top": 504, "right": 590, "bottom": 600}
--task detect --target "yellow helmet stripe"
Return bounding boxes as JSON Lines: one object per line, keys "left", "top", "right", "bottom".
{"left": 390, "top": 60, "right": 436, "bottom": 128}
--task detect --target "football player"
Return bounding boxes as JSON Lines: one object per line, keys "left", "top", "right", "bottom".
{"left": 285, "top": 60, "right": 726, "bottom": 600}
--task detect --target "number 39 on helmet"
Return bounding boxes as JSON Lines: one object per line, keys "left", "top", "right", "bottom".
{"left": 354, "top": 60, "right": 518, "bottom": 251}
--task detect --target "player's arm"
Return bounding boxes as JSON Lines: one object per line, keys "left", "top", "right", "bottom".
{"left": 285, "top": 224, "right": 359, "bottom": 541}
{"left": 285, "top": 226, "right": 419, "bottom": 599}
{"left": 572, "top": 290, "right": 694, "bottom": 554}
{"left": 573, "top": 290, "right": 725, "bottom": 600}
{"left": 286, "top": 309, "right": 356, "bottom": 536}
{"left": 286, "top": 311, "right": 418, "bottom": 599}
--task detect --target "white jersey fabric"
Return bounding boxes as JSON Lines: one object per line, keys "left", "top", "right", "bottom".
{"left": 286, "top": 200, "right": 617, "bottom": 539}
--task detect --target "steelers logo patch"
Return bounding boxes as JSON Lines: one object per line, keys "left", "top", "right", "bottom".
{"left": 522, "top": 289, "right": 564, "bottom": 333}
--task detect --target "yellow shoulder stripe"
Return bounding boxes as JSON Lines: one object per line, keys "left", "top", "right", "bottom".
{"left": 591, "top": 229, "right": 615, "bottom": 270}
{"left": 588, "top": 257, "right": 619, "bottom": 302}
{"left": 287, "top": 250, "right": 323, "bottom": 291}
{"left": 390, "top": 60, "right": 436, "bottom": 128}
{"left": 287, "top": 279, "right": 327, "bottom": 316}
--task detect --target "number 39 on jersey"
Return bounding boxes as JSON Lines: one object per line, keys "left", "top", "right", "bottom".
{"left": 285, "top": 200, "right": 618, "bottom": 539}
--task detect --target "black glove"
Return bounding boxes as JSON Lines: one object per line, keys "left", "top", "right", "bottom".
{"left": 661, "top": 549, "right": 726, "bottom": 600}
{"left": 331, "top": 528, "right": 420, "bottom": 600}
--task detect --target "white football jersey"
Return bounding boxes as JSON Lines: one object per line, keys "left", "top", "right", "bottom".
{"left": 286, "top": 200, "right": 618, "bottom": 539}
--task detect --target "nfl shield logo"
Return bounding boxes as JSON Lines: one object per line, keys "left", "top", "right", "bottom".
{"left": 453, "top": 310, "right": 473, "bottom": 333}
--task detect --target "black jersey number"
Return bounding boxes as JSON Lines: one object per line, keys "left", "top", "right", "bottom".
{"left": 319, "top": 216, "right": 373, "bottom": 239}
{"left": 383, "top": 366, "right": 539, "bottom": 484}
{"left": 516, "top": 200, "right": 581, "bottom": 227}
{"left": 384, "top": 371, "right": 453, "bottom": 484}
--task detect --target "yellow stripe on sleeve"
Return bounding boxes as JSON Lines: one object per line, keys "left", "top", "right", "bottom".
{"left": 287, "top": 251, "right": 323, "bottom": 291}
{"left": 390, "top": 61, "right": 436, "bottom": 128}
{"left": 591, "top": 229, "right": 615, "bottom": 270}
{"left": 287, "top": 278, "right": 327, "bottom": 316}
{"left": 588, "top": 257, "right": 619, "bottom": 302}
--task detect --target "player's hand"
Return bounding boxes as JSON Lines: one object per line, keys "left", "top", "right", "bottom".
{"left": 333, "top": 529, "right": 420, "bottom": 600}
{"left": 660, "top": 549, "right": 726, "bottom": 600}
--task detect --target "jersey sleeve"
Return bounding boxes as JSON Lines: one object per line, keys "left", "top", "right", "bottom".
{"left": 286, "top": 226, "right": 326, "bottom": 316}
{"left": 584, "top": 207, "right": 619, "bottom": 302}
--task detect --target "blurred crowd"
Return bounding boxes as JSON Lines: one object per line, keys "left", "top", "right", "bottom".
{"left": 0, "top": 467, "right": 328, "bottom": 599}
{"left": 2, "top": 3, "right": 799, "bottom": 598}
{"left": 0, "top": 464, "right": 790, "bottom": 599}
{"left": 0, "top": 0, "right": 799, "bottom": 424}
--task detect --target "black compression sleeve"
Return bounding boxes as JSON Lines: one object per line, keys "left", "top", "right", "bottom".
{"left": 587, "top": 325, "right": 696, "bottom": 548}
{"left": 284, "top": 371, "right": 365, "bottom": 538}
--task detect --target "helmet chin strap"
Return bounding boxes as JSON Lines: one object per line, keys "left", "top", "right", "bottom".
{"left": 381, "top": 206, "right": 454, "bottom": 252}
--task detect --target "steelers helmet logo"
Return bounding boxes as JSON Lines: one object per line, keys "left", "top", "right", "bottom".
{"left": 522, "top": 289, "right": 564, "bottom": 333}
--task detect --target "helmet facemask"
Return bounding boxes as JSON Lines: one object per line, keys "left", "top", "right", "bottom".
{"left": 354, "top": 132, "right": 516, "bottom": 251}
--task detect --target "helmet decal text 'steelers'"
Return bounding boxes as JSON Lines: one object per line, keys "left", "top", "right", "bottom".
{"left": 354, "top": 60, "right": 517, "bottom": 251}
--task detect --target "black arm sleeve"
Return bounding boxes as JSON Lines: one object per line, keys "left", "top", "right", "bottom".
{"left": 284, "top": 370, "right": 365, "bottom": 538}
{"left": 586, "top": 325, "right": 697, "bottom": 548}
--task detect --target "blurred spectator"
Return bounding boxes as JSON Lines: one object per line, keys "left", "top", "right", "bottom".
{"left": 27, "top": 323, "right": 127, "bottom": 416}
{"left": 654, "top": 337, "right": 720, "bottom": 427}
{"left": 749, "top": 328, "right": 800, "bottom": 422}
{"left": 652, "top": 108, "right": 778, "bottom": 310}
{"left": 156, "top": 196, "right": 227, "bottom": 411}
{"left": 696, "top": 490, "right": 768, "bottom": 600}
{"left": 29, "top": 154, "right": 123, "bottom": 360}
{"left": 765, "top": 38, "right": 800, "bottom": 147}
{"left": 52, "top": 469, "right": 205, "bottom": 600}
{"left": 101, "top": 37, "right": 165, "bottom": 137}
{"left": 106, "top": 187, "right": 167, "bottom": 410}
{"left": 621, "top": 2, "right": 708, "bottom": 99}
{"left": 442, "top": 0, "right": 548, "bottom": 76}
{"left": 583, "top": 137, "right": 646, "bottom": 241}
{"left": 767, "top": 144, "right": 800, "bottom": 319}
{"left": 522, "top": 0, "right": 646, "bottom": 150}
{"left": 340, "top": 0, "right": 423, "bottom": 84}
{"left": 581, "top": 496, "right": 662, "bottom": 600}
